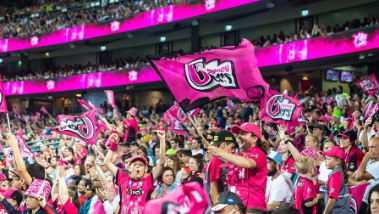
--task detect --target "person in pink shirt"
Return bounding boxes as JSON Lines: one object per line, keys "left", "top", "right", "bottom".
{"left": 104, "top": 130, "right": 166, "bottom": 214}
{"left": 75, "top": 140, "right": 88, "bottom": 165}
{"left": 57, "top": 166, "right": 79, "bottom": 214}
{"left": 208, "top": 122, "right": 268, "bottom": 210}
{"left": 122, "top": 107, "right": 139, "bottom": 143}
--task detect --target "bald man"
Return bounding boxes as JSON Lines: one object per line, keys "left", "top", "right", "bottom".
{"left": 350, "top": 137, "right": 379, "bottom": 214}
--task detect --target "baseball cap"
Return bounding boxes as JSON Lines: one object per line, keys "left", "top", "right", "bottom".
{"left": 129, "top": 155, "right": 148, "bottom": 166}
{"left": 332, "top": 109, "right": 342, "bottom": 118}
{"left": 310, "top": 123, "right": 326, "bottom": 131}
{"left": 318, "top": 116, "right": 328, "bottom": 123}
{"left": 337, "top": 130, "right": 357, "bottom": 142}
{"left": 119, "top": 142, "right": 131, "bottom": 147}
{"left": 3, "top": 189, "right": 23, "bottom": 205}
{"left": 130, "top": 142, "right": 139, "bottom": 147}
{"left": 267, "top": 151, "right": 283, "bottom": 166}
{"left": 212, "top": 191, "right": 244, "bottom": 211}
{"left": 214, "top": 130, "right": 238, "bottom": 148}
{"left": 320, "top": 146, "right": 346, "bottom": 160}
{"left": 166, "top": 149, "right": 176, "bottom": 156}
{"left": 231, "top": 122, "right": 262, "bottom": 140}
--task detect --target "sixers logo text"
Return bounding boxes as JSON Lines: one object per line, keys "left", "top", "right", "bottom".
{"left": 185, "top": 58, "right": 238, "bottom": 91}
{"left": 266, "top": 94, "right": 296, "bottom": 121}
{"left": 360, "top": 77, "right": 378, "bottom": 91}
{"left": 57, "top": 116, "right": 95, "bottom": 140}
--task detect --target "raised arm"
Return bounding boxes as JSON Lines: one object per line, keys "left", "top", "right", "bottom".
{"left": 6, "top": 134, "right": 32, "bottom": 185}
{"left": 104, "top": 133, "right": 120, "bottom": 177}
{"left": 152, "top": 130, "right": 166, "bottom": 181}
{"left": 58, "top": 167, "right": 69, "bottom": 205}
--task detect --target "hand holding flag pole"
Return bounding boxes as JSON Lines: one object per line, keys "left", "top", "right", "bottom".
{"left": 186, "top": 115, "right": 210, "bottom": 148}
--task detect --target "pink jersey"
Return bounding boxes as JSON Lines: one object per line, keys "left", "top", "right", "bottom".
{"left": 225, "top": 146, "right": 267, "bottom": 210}
{"left": 281, "top": 156, "right": 296, "bottom": 176}
{"left": 63, "top": 199, "right": 78, "bottom": 214}
{"left": 75, "top": 148, "right": 88, "bottom": 164}
{"left": 116, "top": 169, "right": 155, "bottom": 214}
{"left": 294, "top": 176, "right": 318, "bottom": 214}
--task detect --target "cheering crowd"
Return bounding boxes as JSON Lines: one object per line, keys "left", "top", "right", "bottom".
{"left": 0, "top": 82, "right": 376, "bottom": 214}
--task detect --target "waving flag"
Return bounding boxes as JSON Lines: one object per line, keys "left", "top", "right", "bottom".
{"left": 0, "top": 76, "right": 7, "bottom": 113}
{"left": 147, "top": 39, "right": 269, "bottom": 112}
{"left": 51, "top": 109, "right": 106, "bottom": 145}
{"left": 261, "top": 90, "right": 303, "bottom": 126}
{"left": 22, "top": 115, "right": 29, "bottom": 123}
{"left": 12, "top": 107, "right": 19, "bottom": 115}
{"left": 0, "top": 143, "right": 13, "bottom": 164}
{"left": 168, "top": 103, "right": 199, "bottom": 123}
{"left": 77, "top": 99, "right": 90, "bottom": 111}
{"left": 356, "top": 73, "right": 379, "bottom": 92}
{"left": 170, "top": 118, "right": 187, "bottom": 136}
{"left": 350, "top": 184, "right": 368, "bottom": 214}
{"left": 88, "top": 101, "right": 95, "bottom": 109}
{"left": 40, "top": 106, "right": 48, "bottom": 114}
{"left": 16, "top": 133, "right": 34, "bottom": 158}
{"left": 104, "top": 90, "right": 115, "bottom": 108}
{"left": 227, "top": 98, "right": 238, "bottom": 110}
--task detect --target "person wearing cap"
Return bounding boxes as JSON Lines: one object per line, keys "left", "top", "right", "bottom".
{"left": 343, "top": 118, "right": 353, "bottom": 130}
{"left": 310, "top": 123, "right": 328, "bottom": 149}
{"left": 265, "top": 151, "right": 294, "bottom": 211}
{"left": 104, "top": 130, "right": 167, "bottom": 214}
{"left": 293, "top": 157, "right": 320, "bottom": 214}
{"left": 320, "top": 146, "right": 350, "bottom": 214}
{"left": 317, "top": 116, "right": 329, "bottom": 126}
{"left": 211, "top": 191, "right": 246, "bottom": 214}
{"left": 0, "top": 188, "right": 23, "bottom": 212}
{"left": 205, "top": 130, "right": 238, "bottom": 205}
{"left": 337, "top": 130, "right": 364, "bottom": 174}
{"left": 75, "top": 140, "right": 88, "bottom": 165}
{"left": 122, "top": 107, "right": 139, "bottom": 143}
{"left": 9, "top": 170, "right": 23, "bottom": 191}
{"left": 331, "top": 109, "right": 344, "bottom": 136}
{"left": 208, "top": 122, "right": 268, "bottom": 210}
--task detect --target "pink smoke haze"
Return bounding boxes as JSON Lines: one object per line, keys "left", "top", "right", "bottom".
{"left": 3, "top": 67, "right": 161, "bottom": 96}
{"left": 0, "top": 0, "right": 260, "bottom": 53}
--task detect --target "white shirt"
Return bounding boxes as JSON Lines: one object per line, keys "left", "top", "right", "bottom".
{"left": 318, "top": 160, "right": 333, "bottom": 182}
{"left": 266, "top": 174, "right": 294, "bottom": 205}
{"left": 362, "top": 159, "right": 379, "bottom": 203}
{"left": 103, "top": 194, "right": 120, "bottom": 214}
{"left": 192, "top": 149, "right": 205, "bottom": 156}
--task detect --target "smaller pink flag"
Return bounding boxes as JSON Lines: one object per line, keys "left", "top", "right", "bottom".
{"left": 0, "top": 143, "right": 13, "bottom": 164}
{"left": 12, "top": 107, "right": 19, "bottom": 115}
{"left": 16, "top": 134, "right": 34, "bottom": 158}
{"left": 356, "top": 73, "right": 379, "bottom": 92}
{"left": 0, "top": 76, "right": 7, "bottom": 113}
{"left": 168, "top": 103, "right": 199, "bottom": 123}
{"left": 22, "top": 115, "right": 29, "bottom": 123}
{"left": 88, "top": 101, "right": 95, "bottom": 109}
{"left": 104, "top": 90, "right": 115, "bottom": 108}
{"left": 170, "top": 118, "right": 186, "bottom": 136}
{"left": 40, "top": 106, "right": 48, "bottom": 114}
{"left": 227, "top": 99, "right": 238, "bottom": 110}
{"left": 77, "top": 99, "right": 90, "bottom": 111}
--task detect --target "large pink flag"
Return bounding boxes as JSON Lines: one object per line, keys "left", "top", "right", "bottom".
{"left": 77, "top": 99, "right": 90, "bottom": 111}
{"left": 168, "top": 103, "right": 199, "bottom": 123}
{"left": 0, "top": 76, "right": 8, "bottom": 113}
{"left": 51, "top": 109, "right": 106, "bottom": 145}
{"left": 40, "top": 106, "right": 48, "bottom": 114}
{"left": 261, "top": 90, "right": 302, "bottom": 126}
{"left": 104, "top": 90, "right": 115, "bottom": 107}
{"left": 147, "top": 39, "right": 269, "bottom": 112}
{"left": 356, "top": 73, "right": 379, "bottom": 92}
{"left": 350, "top": 184, "right": 368, "bottom": 213}
{"left": 145, "top": 182, "right": 210, "bottom": 214}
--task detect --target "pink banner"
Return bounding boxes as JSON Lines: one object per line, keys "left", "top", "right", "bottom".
{"left": 350, "top": 184, "right": 368, "bottom": 213}
{"left": 0, "top": 0, "right": 259, "bottom": 53}
{"left": 261, "top": 89, "right": 302, "bottom": 126}
{"left": 77, "top": 99, "right": 91, "bottom": 111}
{"left": 170, "top": 118, "right": 186, "bottom": 136}
{"left": 51, "top": 109, "right": 106, "bottom": 145}
{"left": 256, "top": 27, "right": 379, "bottom": 67}
{"left": 3, "top": 67, "right": 161, "bottom": 96}
{"left": 0, "top": 76, "right": 8, "bottom": 113}
{"left": 227, "top": 98, "right": 238, "bottom": 110}
{"left": 356, "top": 73, "right": 379, "bottom": 92}
{"left": 40, "top": 106, "right": 48, "bottom": 114}
{"left": 148, "top": 39, "right": 269, "bottom": 111}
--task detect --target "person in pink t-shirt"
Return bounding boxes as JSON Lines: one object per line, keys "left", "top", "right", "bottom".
{"left": 75, "top": 140, "right": 88, "bottom": 165}
{"left": 208, "top": 122, "right": 268, "bottom": 210}
{"left": 104, "top": 131, "right": 166, "bottom": 214}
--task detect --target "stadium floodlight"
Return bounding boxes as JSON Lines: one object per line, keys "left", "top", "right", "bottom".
{"left": 0, "top": 59, "right": 3, "bottom": 63}
{"left": 301, "top": 10, "right": 308, "bottom": 16}
{"left": 100, "top": 46, "right": 106, "bottom": 51}
{"left": 160, "top": 37, "right": 166, "bottom": 42}
{"left": 45, "top": 52, "right": 50, "bottom": 57}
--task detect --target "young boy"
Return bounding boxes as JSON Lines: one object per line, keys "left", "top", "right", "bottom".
{"left": 294, "top": 157, "right": 319, "bottom": 214}
{"left": 104, "top": 131, "right": 166, "bottom": 214}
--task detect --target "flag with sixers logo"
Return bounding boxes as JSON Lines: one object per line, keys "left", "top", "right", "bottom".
{"left": 170, "top": 118, "right": 187, "bottom": 136}
{"left": 104, "top": 90, "right": 115, "bottom": 108}
{"left": 168, "top": 103, "right": 200, "bottom": 123}
{"left": 51, "top": 109, "right": 106, "bottom": 145}
{"left": 261, "top": 90, "right": 302, "bottom": 126}
{"left": 356, "top": 73, "right": 379, "bottom": 92}
{"left": 0, "top": 76, "right": 7, "bottom": 113}
{"left": 147, "top": 39, "right": 269, "bottom": 112}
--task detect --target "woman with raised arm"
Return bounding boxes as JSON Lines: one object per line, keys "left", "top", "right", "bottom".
{"left": 104, "top": 130, "right": 166, "bottom": 214}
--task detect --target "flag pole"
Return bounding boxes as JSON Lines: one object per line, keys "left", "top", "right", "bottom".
{"left": 6, "top": 113, "right": 11, "bottom": 132}
{"left": 187, "top": 115, "right": 210, "bottom": 148}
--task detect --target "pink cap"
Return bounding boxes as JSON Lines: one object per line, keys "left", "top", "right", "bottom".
{"left": 211, "top": 121, "right": 220, "bottom": 125}
{"left": 320, "top": 146, "right": 346, "bottom": 160}
{"left": 318, "top": 116, "right": 328, "bottom": 122}
{"left": 129, "top": 155, "right": 148, "bottom": 166}
{"left": 126, "top": 107, "right": 138, "bottom": 117}
{"left": 9, "top": 170, "right": 20, "bottom": 177}
{"left": 0, "top": 173, "right": 7, "bottom": 180}
{"left": 231, "top": 122, "right": 262, "bottom": 140}
{"left": 78, "top": 140, "right": 87, "bottom": 147}
{"left": 24, "top": 179, "right": 51, "bottom": 201}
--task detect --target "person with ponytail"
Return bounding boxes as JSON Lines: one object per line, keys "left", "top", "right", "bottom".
{"left": 320, "top": 146, "right": 351, "bottom": 214}
{"left": 208, "top": 122, "right": 268, "bottom": 210}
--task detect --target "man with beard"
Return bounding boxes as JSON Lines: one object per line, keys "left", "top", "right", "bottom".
{"left": 265, "top": 151, "right": 294, "bottom": 211}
